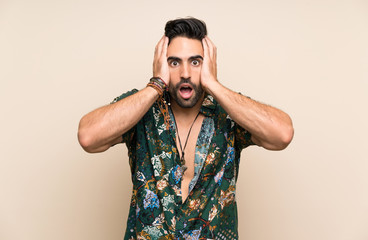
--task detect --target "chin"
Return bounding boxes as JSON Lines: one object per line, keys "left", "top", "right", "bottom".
{"left": 177, "top": 100, "right": 198, "bottom": 108}
{"left": 173, "top": 94, "right": 198, "bottom": 108}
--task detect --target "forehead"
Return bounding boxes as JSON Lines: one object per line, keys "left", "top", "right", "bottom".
{"left": 167, "top": 37, "right": 203, "bottom": 58}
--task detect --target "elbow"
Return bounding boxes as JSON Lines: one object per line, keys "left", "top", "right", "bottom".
{"left": 77, "top": 123, "right": 111, "bottom": 153}
{"left": 78, "top": 128, "right": 95, "bottom": 153}
{"left": 264, "top": 121, "right": 294, "bottom": 151}
{"left": 78, "top": 131, "right": 108, "bottom": 153}
{"left": 255, "top": 114, "right": 294, "bottom": 151}
{"left": 279, "top": 124, "right": 294, "bottom": 150}
{"left": 275, "top": 118, "right": 294, "bottom": 150}
{"left": 77, "top": 118, "right": 100, "bottom": 153}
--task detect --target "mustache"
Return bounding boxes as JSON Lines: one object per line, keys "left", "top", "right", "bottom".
{"left": 180, "top": 77, "right": 191, "bottom": 84}
{"left": 175, "top": 77, "right": 196, "bottom": 89}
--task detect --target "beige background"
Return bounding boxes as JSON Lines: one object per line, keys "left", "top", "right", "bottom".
{"left": 1, "top": 0, "right": 368, "bottom": 239}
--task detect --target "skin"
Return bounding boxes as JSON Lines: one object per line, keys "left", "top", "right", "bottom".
{"left": 78, "top": 35, "right": 294, "bottom": 202}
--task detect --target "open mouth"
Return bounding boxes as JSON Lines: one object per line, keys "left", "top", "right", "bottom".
{"left": 179, "top": 84, "right": 193, "bottom": 100}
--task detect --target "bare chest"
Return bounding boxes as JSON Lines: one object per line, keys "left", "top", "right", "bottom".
{"left": 175, "top": 114, "right": 204, "bottom": 201}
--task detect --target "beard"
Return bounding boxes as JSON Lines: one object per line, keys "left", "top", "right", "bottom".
{"left": 168, "top": 78, "right": 204, "bottom": 108}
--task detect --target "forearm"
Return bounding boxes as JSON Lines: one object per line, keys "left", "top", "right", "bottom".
{"left": 78, "top": 87, "right": 159, "bottom": 153}
{"left": 205, "top": 80, "right": 294, "bottom": 150}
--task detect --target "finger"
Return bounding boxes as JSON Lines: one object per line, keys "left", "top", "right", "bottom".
{"left": 154, "top": 37, "right": 161, "bottom": 55}
{"left": 205, "top": 36, "right": 215, "bottom": 47}
{"left": 155, "top": 35, "right": 166, "bottom": 58}
{"left": 210, "top": 38, "right": 217, "bottom": 62}
{"left": 205, "top": 37, "right": 217, "bottom": 77}
{"left": 205, "top": 36, "right": 216, "bottom": 60}
{"left": 210, "top": 39, "right": 217, "bottom": 75}
{"left": 162, "top": 36, "right": 169, "bottom": 60}
{"left": 202, "top": 37, "right": 210, "bottom": 60}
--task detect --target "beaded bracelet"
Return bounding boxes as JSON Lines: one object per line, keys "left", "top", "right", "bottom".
{"left": 151, "top": 77, "right": 167, "bottom": 90}
{"left": 147, "top": 82, "right": 163, "bottom": 96}
{"left": 147, "top": 77, "right": 167, "bottom": 97}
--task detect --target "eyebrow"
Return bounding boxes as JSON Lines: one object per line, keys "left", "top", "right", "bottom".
{"left": 167, "top": 55, "right": 203, "bottom": 62}
{"left": 189, "top": 55, "right": 203, "bottom": 61}
{"left": 167, "top": 56, "right": 181, "bottom": 62}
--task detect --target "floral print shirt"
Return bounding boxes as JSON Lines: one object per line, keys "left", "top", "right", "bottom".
{"left": 114, "top": 89, "right": 254, "bottom": 240}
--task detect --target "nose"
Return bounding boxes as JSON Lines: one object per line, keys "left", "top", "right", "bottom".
{"left": 180, "top": 62, "right": 191, "bottom": 79}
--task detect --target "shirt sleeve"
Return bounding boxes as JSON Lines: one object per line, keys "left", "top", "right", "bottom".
{"left": 110, "top": 89, "right": 139, "bottom": 144}
{"left": 235, "top": 123, "right": 255, "bottom": 150}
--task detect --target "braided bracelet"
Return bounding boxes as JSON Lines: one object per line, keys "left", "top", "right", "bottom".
{"left": 147, "top": 77, "right": 167, "bottom": 97}
{"left": 150, "top": 77, "right": 167, "bottom": 90}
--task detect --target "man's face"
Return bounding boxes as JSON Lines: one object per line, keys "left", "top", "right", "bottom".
{"left": 167, "top": 37, "right": 204, "bottom": 108}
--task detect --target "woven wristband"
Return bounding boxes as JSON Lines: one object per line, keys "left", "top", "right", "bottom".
{"left": 150, "top": 77, "right": 167, "bottom": 90}
{"left": 147, "top": 77, "right": 168, "bottom": 97}
{"left": 147, "top": 82, "right": 164, "bottom": 97}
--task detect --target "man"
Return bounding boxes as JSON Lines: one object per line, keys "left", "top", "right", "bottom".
{"left": 78, "top": 17, "right": 293, "bottom": 240}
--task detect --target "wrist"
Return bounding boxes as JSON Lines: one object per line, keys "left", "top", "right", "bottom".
{"left": 202, "top": 77, "right": 220, "bottom": 94}
{"left": 147, "top": 77, "right": 167, "bottom": 98}
{"left": 152, "top": 77, "right": 168, "bottom": 88}
{"left": 153, "top": 72, "right": 170, "bottom": 87}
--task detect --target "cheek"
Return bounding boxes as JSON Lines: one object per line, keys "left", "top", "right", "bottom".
{"left": 169, "top": 68, "right": 180, "bottom": 78}
{"left": 192, "top": 67, "right": 202, "bottom": 78}
{"left": 194, "top": 66, "right": 202, "bottom": 73}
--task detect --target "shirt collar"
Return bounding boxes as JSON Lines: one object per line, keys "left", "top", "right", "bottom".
{"left": 200, "top": 94, "right": 217, "bottom": 117}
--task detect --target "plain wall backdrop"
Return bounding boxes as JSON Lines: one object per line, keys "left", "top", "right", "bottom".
{"left": 1, "top": 0, "right": 367, "bottom": 239}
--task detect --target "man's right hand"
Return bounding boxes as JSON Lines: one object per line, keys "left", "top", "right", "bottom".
{"left": 153, "top": 36, "right": 170, "bottom": 86}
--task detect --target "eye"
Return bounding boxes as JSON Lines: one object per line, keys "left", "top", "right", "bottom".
{"left": 191, "top": 59, "right": 200, "bottom": 66}
{"left": 170, "top": 61, "right": 179, "bottom": 67}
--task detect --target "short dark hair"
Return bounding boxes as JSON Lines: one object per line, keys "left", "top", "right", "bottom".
{"left": 164, "top": 17, "right": 207, "bottom": 44}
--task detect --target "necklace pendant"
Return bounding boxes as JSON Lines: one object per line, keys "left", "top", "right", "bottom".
{"left": 180, "top": 155, "right": 187, "bottom": 174}
{"left": 180, "top": 154, "right": 185, "bottom": 165}
{"left": 182, "top": 165, "right": 187, "bottom": 174}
